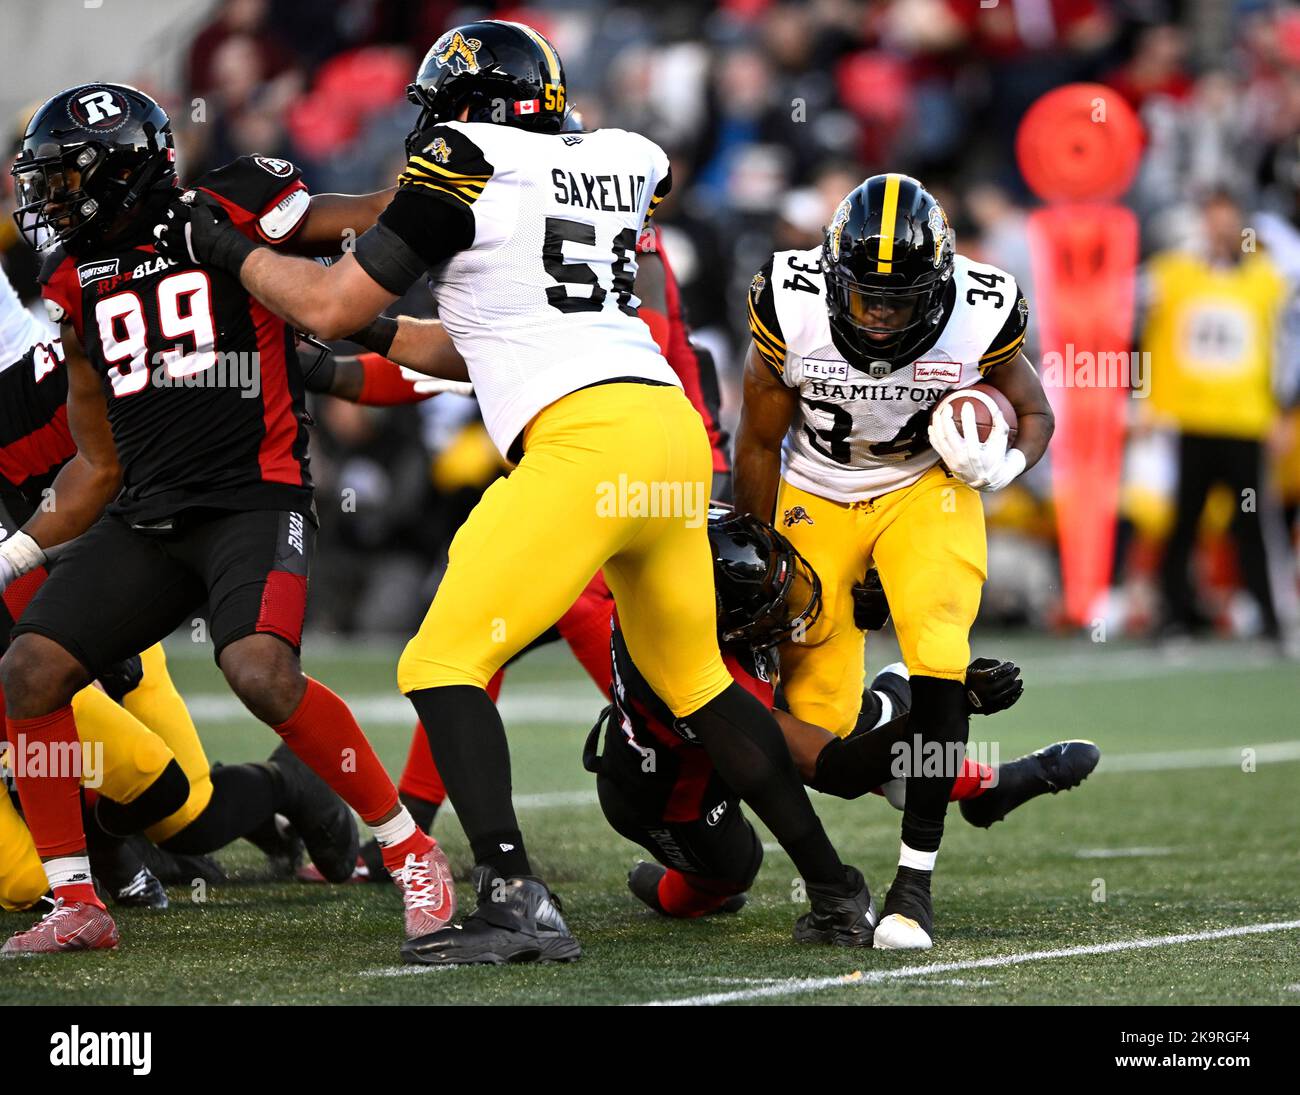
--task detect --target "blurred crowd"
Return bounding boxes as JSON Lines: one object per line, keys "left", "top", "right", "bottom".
{"left": 2, "top": 0, "right": 1298, "bottom": 642}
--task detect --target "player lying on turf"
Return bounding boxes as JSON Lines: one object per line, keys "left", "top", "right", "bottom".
{"left": 157, "top": 19, "right": 879, "bottom": 963}
{"left": 1, "top": 84, "right": 456, "bottom": 954}
{"left": 584, "top": 509, "right": 1098, "bottom": 919}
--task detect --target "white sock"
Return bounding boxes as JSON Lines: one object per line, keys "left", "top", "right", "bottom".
{"left": 45, "top": 855, "right": 94, "bottom": 891}
{"left": 872, "top": 692, "right": 893, "bottom": 729}
{"left": 898, "top": 842, "right": 937, "bottom": 872}
{"left": 370, "top": 806, "right": 418, "bottom": 848}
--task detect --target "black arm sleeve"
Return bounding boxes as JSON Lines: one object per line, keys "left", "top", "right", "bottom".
{"left": 353, "top": 187, "right": 476, "bottom": 297}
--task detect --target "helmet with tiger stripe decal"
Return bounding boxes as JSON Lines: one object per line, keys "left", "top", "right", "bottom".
{"left": 405, "top": 19, "right": 570, "bottom": 153}
{"left": 822, "top": 173, "right": 955, "bottom": 371}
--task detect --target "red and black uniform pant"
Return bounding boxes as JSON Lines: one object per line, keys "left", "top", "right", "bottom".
{"left": 12, "top": 508, "right": 312, "bottom": 675}
{"left": 584, "top": 705, "right": 763, "bottom": 894}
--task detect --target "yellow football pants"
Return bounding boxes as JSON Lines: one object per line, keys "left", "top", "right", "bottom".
{"left": 0, "top": 643, "right": 213, "bottom": 908}
{"left": 398, "top": 382, "right": 733, "bottom": 717}
{"left": 776, "top": 466, "right": 987, "bottom": 737}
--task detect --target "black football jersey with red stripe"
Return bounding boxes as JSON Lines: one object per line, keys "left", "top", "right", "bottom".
{"left": 0, "top": 340, "right": 73, "bottom": 528}
{"left": 39, "top": 155, "right": 315, "bottom": 523}
{"left": 606, "top": 616, "right": 775, "bottom": 821}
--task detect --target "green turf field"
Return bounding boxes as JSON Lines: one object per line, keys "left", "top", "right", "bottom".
{"left": 2, "top": 633, "right": 1298, "bottom": 1005}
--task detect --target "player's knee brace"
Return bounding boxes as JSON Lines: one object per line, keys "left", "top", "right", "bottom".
{"left": 95, "top": 758, "right": 190, "bottom": 837}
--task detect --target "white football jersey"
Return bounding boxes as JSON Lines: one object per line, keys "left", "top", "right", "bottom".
{"left": 405, "top": 121, "right": 680, "bottom": 456}
{"left": 748, "top": 248, "right": 1028, "bottom": 501}
{"left": 0, "top": 266, "right": 52, "bottom": 371}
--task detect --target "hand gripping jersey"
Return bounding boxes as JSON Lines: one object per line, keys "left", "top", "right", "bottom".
{"left": 39, "top": 156, "right": 315, "bottom": 523}
{"left": 748, "top": 248, "right": 1028, "bottom": 502}
{"left": 395, "top": 121, "right": 681, "bottom": 456}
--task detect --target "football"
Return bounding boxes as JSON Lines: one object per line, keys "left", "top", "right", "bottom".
{"left": 933, "top": 383, "right": 1019, "bottom": 445}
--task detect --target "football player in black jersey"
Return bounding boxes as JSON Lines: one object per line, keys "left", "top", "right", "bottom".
{"left": 0, "top": 328, "right": 461, "bottom": 915}
{"left": 0, "top": 83, "right": 453, "bottom": 955}
{"left": 588, "top": 511, "right": 1099, "bottom": 918}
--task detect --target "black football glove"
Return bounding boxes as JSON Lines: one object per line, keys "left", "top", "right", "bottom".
{"left": 97, "top": 655, "right": 144, "bottom": 704}
{"left": 964, "top": 657, "right": 1023, "bottom": 716}
{"left": 153, "top": 190, "right": 260, "bottom": 275}
{"left": 851, "top": 568, "right": 890, "bottom": 631}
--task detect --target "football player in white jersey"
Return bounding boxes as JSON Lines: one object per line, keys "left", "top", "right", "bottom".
{"left": 0, "top": 266, "right": 54, "bottom": 370}
{"left": 156, "top": 19, "right": 879, "bottom": 965}
{"left": 734, "top": 174, "right": 1055, "bottom": 949}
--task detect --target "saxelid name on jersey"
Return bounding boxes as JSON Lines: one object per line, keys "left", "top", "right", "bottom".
{"left": 551, "top": 169, "right": 648, "bottom": 212}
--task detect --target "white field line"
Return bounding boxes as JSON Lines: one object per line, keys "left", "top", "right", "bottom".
{"left": 164, "top": 633, "right": 1292, "bottom": 680}
{"left": 1098, "top": 740, "right": 1300, "bottom": 772}
{"left": 174, "top": 633, "right": 1297, "bottom": 725}
{"left": 182, "top": 690, "right": 598, "bottom": 726}
{"left": 638, "top": 919, "right": 1300, "bottom": 1006}
{"left": 1074, "top": 846, "right": 1174, "bottom": 859}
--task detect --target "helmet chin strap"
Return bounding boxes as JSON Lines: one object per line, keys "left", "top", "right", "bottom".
{"left": 120, "top": 123, "right": 172, "bottom": 214}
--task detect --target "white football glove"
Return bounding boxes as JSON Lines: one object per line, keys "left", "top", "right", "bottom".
{"left": 398, "top": 367, "right": 473, "bottom": 398}
{"left": 0, "top": 531, "right": 46, "bottom": 595}
{"left": 928, "top": 399, "right": 1026, "bottom": 492}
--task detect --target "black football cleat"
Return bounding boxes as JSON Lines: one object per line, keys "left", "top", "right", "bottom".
{"left": 269, "top": 744, "right": 359, "bottom": 884}
{"left": 960, "top": 739, "right": 1100, "bottom": 829}
{"left": 133, "top": 836, "right": 227, "bottom": 886}
{"left": 627, "top": 861, "right": 747, "bottom": 917}
{"left": 401, "top": 867, "right": 581, "bottom": 966}
{"left": 793, "top": 865, "right": 876, "bottom": 946}
{"left": 113, "top": 866, "right": 169, "bottom": 910}
{"left": 874, "top": 865, "right": 934, "bottom": 950}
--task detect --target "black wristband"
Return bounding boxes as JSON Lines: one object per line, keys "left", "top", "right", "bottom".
{"left": 345, "top": 314, "right": 399, "bottom": 356}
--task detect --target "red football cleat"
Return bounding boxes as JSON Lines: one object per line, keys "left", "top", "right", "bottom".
{"left": 1, "top": 899, "right": 119, "bottom": 956}
{"left": 394, "top": 842, "right": 456, "bottom": 939}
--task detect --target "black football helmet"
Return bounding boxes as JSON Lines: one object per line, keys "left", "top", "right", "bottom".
{"left": 10, "top": 83, "right": 175, "bottom": 253}
{"left": 405, "top": 19, "right": 569, "bottom": 155}
{"left": 708, "top": 507, "right": 821, "bottom": 651}
{"left": 822, "top": 173, "right": 955, "bottom": 371}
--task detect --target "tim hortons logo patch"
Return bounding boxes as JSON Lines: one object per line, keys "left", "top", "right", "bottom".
{"left": 914, "top": 360, "right": 961, "bottom": 384}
